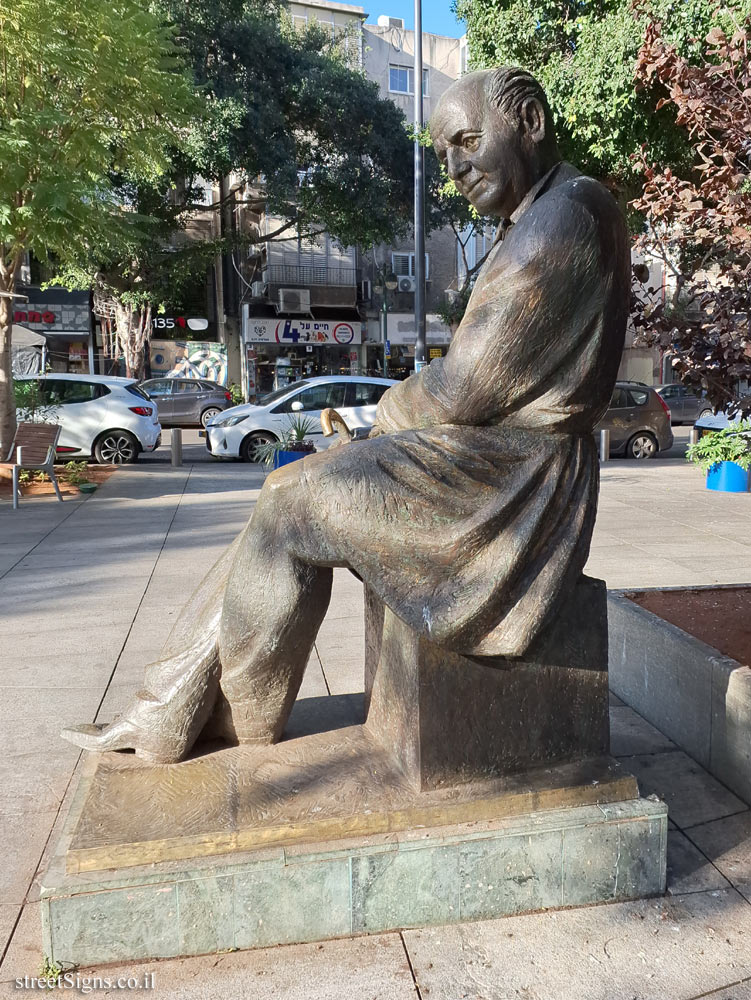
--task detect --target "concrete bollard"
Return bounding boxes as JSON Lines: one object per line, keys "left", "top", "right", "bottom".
{"left": 599, "top": 428, "right": 610, "bottom": 463}
{"left": 689, "top": 427, "right": 700, "bottom": 446}
{"left": 171, "top": 428, "right": 183, "bottom": 467}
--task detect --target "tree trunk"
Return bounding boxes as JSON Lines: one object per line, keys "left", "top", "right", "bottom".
{"left": 0, "top": 270, "right": 18, "bottom": 459}
{"left": 114, "top": 302, "right": 152, "bottom": 380}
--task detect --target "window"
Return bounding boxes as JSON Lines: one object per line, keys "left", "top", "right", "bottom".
{"left": 292, "top": 14, "right": 307, "bottom": 31}
{"left": 389, "top": 65, "right": 429, "bottom": 95}
{"left": 142, "top": 380, "right": 173, "bottom": 397}
{"left": 392, "top": 252, "right": 430, "bottom": 280}
{"left": 175, "top": 380, "right": 201, "bottom": 394}
{"left": 660, "top": 385, "right": 680, "bottom": 399}
{"left": 609, "top": 387, "right": 630, "bottom": 409}
{"left": 350, "top": 382, "right": 389, "bottom": 406}
{"left": 275, "top": 383, "right": 348, "bottom": 413}
{"left": 629, "top": 389, "right": 649, "bottom": 406}
{"left": 41, "top": 379, "right": 102, "bottom": 404}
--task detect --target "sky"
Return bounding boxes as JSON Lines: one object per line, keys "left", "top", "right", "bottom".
{"left": 363, "top": 0, "right": 465, "bottom": 39}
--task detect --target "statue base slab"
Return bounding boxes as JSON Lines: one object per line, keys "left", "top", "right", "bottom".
{"left": 41, "top": 719, "right": 666, "bottom": 966}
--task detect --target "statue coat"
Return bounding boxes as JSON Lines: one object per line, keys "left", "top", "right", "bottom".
{"left": 294, "top": 162, "right": 630, "bottom": 657}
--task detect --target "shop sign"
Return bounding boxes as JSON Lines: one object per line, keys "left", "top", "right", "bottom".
{"left": 429, "top": 347, "right": 443, "bottom": 359}
{"left": 152, "top": 316, "right": 209, "bottom": 332}
{"left": 385, "top": 313, "right": 452, "bottom": 345}
{"left": 13, "top": 310, "right": 56, "bottom": 325}
{"left": 243, "top": 313, "right": 362, "bottom": 346}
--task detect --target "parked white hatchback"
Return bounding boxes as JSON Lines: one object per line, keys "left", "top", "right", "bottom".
{"left": 15, "top": 374, "right": 161, "bottom": 463}
{"left": 205, "top": 376, "right": 397, "bottom": 461}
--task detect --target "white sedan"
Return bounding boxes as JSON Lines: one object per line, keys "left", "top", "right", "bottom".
{"left": 205, "top": 376, "right": 397, "bottom": 461}
{"left": 15, "top": 374, "right": 161, "bottom": 463}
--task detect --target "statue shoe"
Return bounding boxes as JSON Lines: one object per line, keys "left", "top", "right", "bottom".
{"left": 60, "top": 719, "right": 186, "bottom": 764}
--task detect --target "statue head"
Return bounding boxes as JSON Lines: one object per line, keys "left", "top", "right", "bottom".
{"left": 431, "top": 68, "right": 560, "bottom": 220}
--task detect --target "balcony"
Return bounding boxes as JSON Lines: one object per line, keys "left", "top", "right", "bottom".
{"left": 263, "top": 265, "right": 357, "bottom": 309}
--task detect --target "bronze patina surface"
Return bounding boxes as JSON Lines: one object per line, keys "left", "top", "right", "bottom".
{"left": 66, "top": 731, "right": 636, "bottom": 873}
{"left": 61, "top": 66, "right": 630, "bottom": 767}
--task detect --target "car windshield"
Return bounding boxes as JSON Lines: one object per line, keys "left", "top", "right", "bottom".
{"left": 257, "top": 381, "right": 311, "bottom": 406}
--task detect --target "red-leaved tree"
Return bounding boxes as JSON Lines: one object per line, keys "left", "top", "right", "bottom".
{"left": 630, "top": 12, "right": 751, "bottom": 413}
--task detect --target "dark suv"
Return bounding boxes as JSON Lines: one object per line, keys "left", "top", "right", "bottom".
{"left": 656, "top": 383, "right": 712, "bottom": 425}
{"left": 139, "top": 378, "right": 233, "bottom": 428}
{"left": 596, "top": 382, "right": 674, "bottom": 459}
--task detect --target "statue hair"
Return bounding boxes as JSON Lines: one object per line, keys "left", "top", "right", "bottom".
{"left": 485, "top": 67, "right": 556, "bottom": 141}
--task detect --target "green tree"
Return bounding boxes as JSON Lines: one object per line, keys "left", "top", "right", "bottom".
{"left": 57, "top": 0, "right": 445, "bottom": 378}
{"left": 455, "top": 0, "right": 751, "bottom": 195}
{"left": 0, "top": 0, "right": 196, "bottom": 453}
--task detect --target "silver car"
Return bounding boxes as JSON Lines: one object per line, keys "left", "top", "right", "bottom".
{"left": 140, "top": 378, "right": 233, "bottom": 428}
{"left": 597, "top": 382, "right": 674, "bottom": 458}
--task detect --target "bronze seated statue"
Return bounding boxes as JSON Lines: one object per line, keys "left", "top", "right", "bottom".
{"left": 62, "top": 66, "right": 630, "bottom": 765}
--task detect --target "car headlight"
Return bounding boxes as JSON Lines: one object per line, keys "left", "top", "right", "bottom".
{"left": 212, "top": 414, "right": 248, "bottom": 427}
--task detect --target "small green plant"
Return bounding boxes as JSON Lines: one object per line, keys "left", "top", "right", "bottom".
{"left": 34, "top": 470, "right": 48, "bottom": 484}
{"left": 252, "top": 414, "right": 316, "bottom": 466}
{"left": 39, "top": 956, "right": 63, "bottom": 979}
{"left": 686, "top": 420, "right": 751, "bottom": 474}
{"left": 13, "top": 380, "right": 57, "bottom": 423}
{"left": 61, "top": 460, "right": 89, "bottom": 487}
{"left": 18, "top": 469, "right": 31, "bottom": 486}
{"left": 228, "top": 383, "right": 244, "bottom": 406}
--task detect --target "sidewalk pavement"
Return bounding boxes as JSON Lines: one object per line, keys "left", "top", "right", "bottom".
{"left": 1, "top": 439, "right": 751, "bottom": 1000}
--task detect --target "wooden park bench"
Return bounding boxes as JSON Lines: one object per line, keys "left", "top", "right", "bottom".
{"left": 0, "top": 422, "right": 63, "bottom": 510}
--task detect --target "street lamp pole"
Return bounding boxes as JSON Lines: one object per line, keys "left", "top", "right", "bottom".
{"left": 413, "top": 0, "right": 427, "bottom": 373}
{"left": 380, "top": 270, "right": 397, "bottom": 377}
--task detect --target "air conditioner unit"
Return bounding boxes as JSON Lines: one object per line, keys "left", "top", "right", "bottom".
{"left": 278, "top": 288, "right": 311, "bottom": 314}
{"left": 251, "top": 281, "right": 266, "bottom": 298}
{"left": 377, "top": 14, "right": 404, "bottom": 28}
{"left": 398, "top": 276, "right": 417, "bottom": 293}
{"left": 359, "top": 279, "right": 372, "bottom": 302}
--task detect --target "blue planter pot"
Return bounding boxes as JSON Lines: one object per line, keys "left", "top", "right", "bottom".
{"left": 706, "top": 460, "right": 750, "bottom": 493}
{"left": 273, "top": 450, "right": 312, "bottom": 470}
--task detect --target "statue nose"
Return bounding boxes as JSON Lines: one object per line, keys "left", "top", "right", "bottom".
{"left": 447, "top": 148, "right": 471, "bottom": 181}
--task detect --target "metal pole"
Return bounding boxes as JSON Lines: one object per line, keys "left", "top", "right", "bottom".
{"left": 171, "top": 428, "right": 183, "bottom": 467}
{"left": 380, "top": 283, "right": 389, "bottom": 378}
{"left": 689, "top": 427, "right": 700, "bottom": 446}
{"left": 413, "top": 0, "right": 426, "bottom": 373}
{"left": 599, "top": 429, "right": 610, "bottom": 463}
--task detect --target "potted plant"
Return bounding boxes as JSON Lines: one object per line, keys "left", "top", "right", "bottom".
{"left": 686, "top": 419, "right": 751, "bottom": 492}
{"left": 253, "top": 414, "right": 317, "bottom": 469}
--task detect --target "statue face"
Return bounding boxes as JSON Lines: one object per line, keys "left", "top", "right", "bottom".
{"left": 431, "top": 74, "right": 536, "bottom": 220}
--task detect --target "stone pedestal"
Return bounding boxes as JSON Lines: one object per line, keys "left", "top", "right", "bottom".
{"left": 41, "top": 574, "right": 667, "bottom": 966}
{"left": 365, "top": 576, "right": 610, "bottom": 790}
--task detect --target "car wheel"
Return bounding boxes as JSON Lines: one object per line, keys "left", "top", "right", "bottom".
{"left": 626, "top": 432, "right": 658, "bottom": 460}
{"left": 200, "top": 407, "right": 222, "bottom": 428}
{"left": 240, "top": 431, "right": 277, "bottom": 463}
{"left": 697, "top": 408, "right": 712, "bottom": 421}
{"left": 94, "top": 430, "right": 139, "bottom": 465}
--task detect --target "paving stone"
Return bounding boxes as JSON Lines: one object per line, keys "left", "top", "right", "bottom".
{"left": 627, "top": 752, "right": 747, "bottom": 828}
{"left": 31, "top": 932, "right": 416, "bottom": 999}
{"left": 705, "top": 981, "right": 751, "bottom": 999}
{"left": 667, "top": 829, "right": 731, "bottom": 895}
{"left": 403, "top": 889, "right": 751, "bottom": 1000}
{"left": 0, "top": 904, "right": 21, "bottom": 968}
{"left": 609, "top": 706, "right": 678, "bottom": 756}
{"left": 688, "top": 811, "right": 751, "bottom": 900}
{"left": 0, "top": 810, "right": 57, "bottom": 905}
{"left": 0, "top": 902, "right": 41, "bottom": 984}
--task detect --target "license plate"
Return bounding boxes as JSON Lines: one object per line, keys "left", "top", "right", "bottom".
{"left": 198, "top": 430, "right": 206, "bottom": 438}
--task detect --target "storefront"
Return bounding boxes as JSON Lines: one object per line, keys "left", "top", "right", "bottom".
{"left": 13, "top": 287, "right": 92, "bottom": 373}
{"left": 241, "top": 309, "right": 364, "bottom": 398}
{"left": 364, "top": 313, "right": 452, "bottom": 380}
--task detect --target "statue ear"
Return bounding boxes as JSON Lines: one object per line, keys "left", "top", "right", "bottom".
{"left": 521, "top": 97, "right": 546, "bottom": 143}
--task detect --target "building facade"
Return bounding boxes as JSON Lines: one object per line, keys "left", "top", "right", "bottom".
{"left": 234, "top": 4, "right": 466, "bottom": 396}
